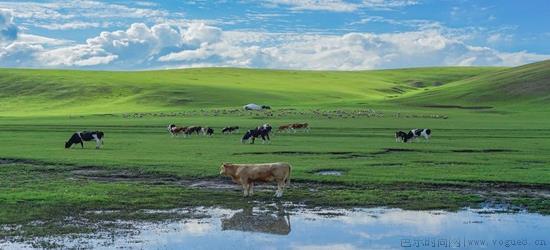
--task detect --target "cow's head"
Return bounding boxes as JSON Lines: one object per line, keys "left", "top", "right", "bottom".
{"left": 167, "top": 124, "right": 175, "bottom": 131}
{"left": 96, "top": 131, "right": 104, "bottom": 139}
{"left": 219, "top": 163, "right": 232, "bottom": 175}
{"left": 65, "top": 141, "right": 72, "bottom": 149}
{"left": 241, "top": 131, "right": 252, "bottom": 142}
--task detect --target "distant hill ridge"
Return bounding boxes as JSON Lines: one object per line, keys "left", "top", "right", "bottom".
{"left": 0, "top": 61, "right": 547, "bottom": 115}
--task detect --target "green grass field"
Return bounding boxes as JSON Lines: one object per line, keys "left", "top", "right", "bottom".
{"left": 1, "top": 60, "right": 549, "bottom": 238}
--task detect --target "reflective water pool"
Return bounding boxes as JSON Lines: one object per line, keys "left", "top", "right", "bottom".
{"left": 2, "top": 205, "right": 549, "bottom": 250}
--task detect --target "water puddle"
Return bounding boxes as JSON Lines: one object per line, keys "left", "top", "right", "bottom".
{"left": 2, "top": 206, "right": 549, "bottom": 249}
{"left": 314, "top": 170, "right": 343, "bottom": 176}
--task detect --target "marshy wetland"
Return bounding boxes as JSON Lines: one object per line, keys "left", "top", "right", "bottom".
{"left": 1, "top": 62, "right": 550, "bottom": 248}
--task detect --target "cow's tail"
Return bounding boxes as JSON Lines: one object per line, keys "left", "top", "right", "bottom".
{"left": 284, "top": 164, "right": 292, "bottom": 187}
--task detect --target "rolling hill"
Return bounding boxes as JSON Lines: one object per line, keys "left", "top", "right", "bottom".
{"left": 0, "top": 66, "right": 499, "bottom": 116}
{"left": 397, "top": 60, "right": 550, "bottom": 107}
{"left": 3, "top": 59, "right": 549, "bottom": 116}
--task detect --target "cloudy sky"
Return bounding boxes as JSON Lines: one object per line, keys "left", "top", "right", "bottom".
{"left": 1, "top": 0, "right": 549, "bottom": 70}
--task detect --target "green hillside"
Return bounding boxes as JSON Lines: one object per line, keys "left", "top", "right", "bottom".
{"left": 397, "top": 60, "right": 550, "bottom": 107}
{"left": 0, "top": 67, "right": 499, "bottom": 116}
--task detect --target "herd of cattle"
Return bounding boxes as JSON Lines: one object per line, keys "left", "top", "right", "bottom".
{"left": 167, "top": 122, "right": 310, "bottom": 144}
{"left": 395, "top": 128, "right": 432, "bottom": 142}
{"left": 63, "top": 124, "right": 431, "bottom": 197}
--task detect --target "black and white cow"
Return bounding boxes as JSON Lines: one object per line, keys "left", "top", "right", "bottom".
{"left": 409, "top": 128, "right": 432, "bottom": 141}
{"left": 184, "top": 126, "right": 202, "bottom": 137}
{"left": 262, "top": 123, "right": 272, "bottom": 132}
{"left": 201, "top": 127, "right": 214, "bottom": 136}
{"left": 222, "top": 126, "right": 239, "bottom": 134}
{"left": 395, "top": 131, "right": 408, "bottom": 142}
{"left": 65, "top": 131, "right": 104, "bottom": 149}
{"left": 241, "top": 124, "right": 272, "bottom": 144}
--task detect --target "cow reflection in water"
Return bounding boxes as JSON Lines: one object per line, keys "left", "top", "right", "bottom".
{"left": 221, "top": 204, "right": 291, "bottom": 235}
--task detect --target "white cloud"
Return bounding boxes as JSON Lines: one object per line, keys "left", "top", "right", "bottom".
{"left": 265, "top": 0, "right": 359, "bottom": 12}
{"left": 361, "top": 0, "right": 418, "bottom": 9}
{"left": 0, "top": 1, "right": 170, "bottom": 30}
{"left": 180, "top": 221, "right": 213, "bottom": 236}
{"left": 1, "top": 16, "right": 548, "bottom": 69}
{"left": 38, "top": 44, "right": 117, "bottom": 67}
{"left": 265, "top": 0, "right": 418, "bottom": 12}
{"left": 34, "top": 21, "right": 110, "bottom": 30}
{"left": 0, "top": 41, "right": 42, "bottom": 67}
{"left": 17, "top": 33, "right": 72, "bottom": 46}
{"left": 0, "top": 8, "right": 17, "bottom": 42}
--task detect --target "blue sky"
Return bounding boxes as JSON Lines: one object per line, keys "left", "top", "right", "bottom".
{"left": 0, "top": 0, "right": 549, "bottom": 70}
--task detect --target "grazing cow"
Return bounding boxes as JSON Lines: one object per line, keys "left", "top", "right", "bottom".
{"left": 219, "top": 162, "right": 291, "bottom": 197}
{"left": 167, "top": 124, "right": 188, "bottom": 137}
{"left": 201, "top": 127, "right": 214, "bottom": 136}
{"left": 243, "top": 103, "right": 262, "bottom": 110}
{"left": 277, "top": 124, "right": 292, "bottom": 133}
{"left": 395, "top": 131, "right": 408, "bottom": 142}
{"left": 409, "top": 128, "right": 432, "bottom": 141}
{"left": 222, "top": 126, "right": 239, "bottom": 134}
{"left": 261, "top": 123, "right": 273, "bottom": 133}
{"left": 290, "top": 123, "right": 309, "bottom": 133}
{"left": 184, "top": 126, "right": 202, "bottom": 137}
{"left": 65, "top": 131, "right": 104, "bottom": 149}
{"left": 242, "top": 124, "right": 272, "bottom": 144}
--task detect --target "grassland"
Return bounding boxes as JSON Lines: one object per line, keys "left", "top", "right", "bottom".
{"left": 1, "top": 61, "right": 549, "bottom": 239}
{"left": 0, "top": 66, "right": 500, "bottom": 116}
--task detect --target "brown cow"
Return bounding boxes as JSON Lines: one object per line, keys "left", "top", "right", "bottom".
{"left": 277, "top": 124, "right": 292, "bottom": 133}
{"left": 290, "top": 123, "right": 309, "bottom": 133}
{"left": 219, "top": 162, "right": 291, "bottom": 197}
{"left": 167, "top": 124, "right": 188, "bottom": 137}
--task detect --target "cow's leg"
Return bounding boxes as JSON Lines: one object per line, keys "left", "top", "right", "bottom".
{"left": 93, "top": 134, "right": 101, "bottom": 149}
{"left": 80, "top": 140, "right": 84, "bottom": 148}
{"left": 250, "top": 137, "right": 255, "bottom": 144}
{"left": 249, "top": 182, "right": 254, "bottom": 196}
{"left": 275, "top": 182, "right": 284, "bottom": 198}
{"left": 242, "top": 183, "right": 249, "bottom": 197}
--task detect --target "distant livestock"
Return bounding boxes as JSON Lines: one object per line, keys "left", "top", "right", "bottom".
{"left": 395, "top": 131, "right": 409, "bottom": 142}
{"left": 242, "top": 124, "right": 272, "bottom": 144}
{"left": 168, "top": 124, "right": 205, "bottom": 137}
{"left": 222, "top": 126, "right": 239, "bottom": 134}
{"left": 243, "top": 103, "right": 271, "bottom": 111}
{"left": 396, "top": 129, "right": 432, "bottom": 142}
{"left": 65, "top": 131, "right": 104, "bottom": 149}
{"left": 168, "top": 124, "right": 187, "bottom": 136}
{"left": 219, "top": 162, "right": 291, "bottom": 197}
{"left": 201, "top": 127, "right": 214, "bottom": 136}
{"left": 277, "top": 124, "right": 292, "bottom": 132}
{"left": 290, "top": 123, "right": 309, "bottom": 133}
{"left": 277, "top": 123, "right": 309, "bottom": 133}
{"left": 184, "top": 126, "right": 203, "bottom": 136}
{"left": 409, "top": 128, "right": 432, "bottom": 141}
